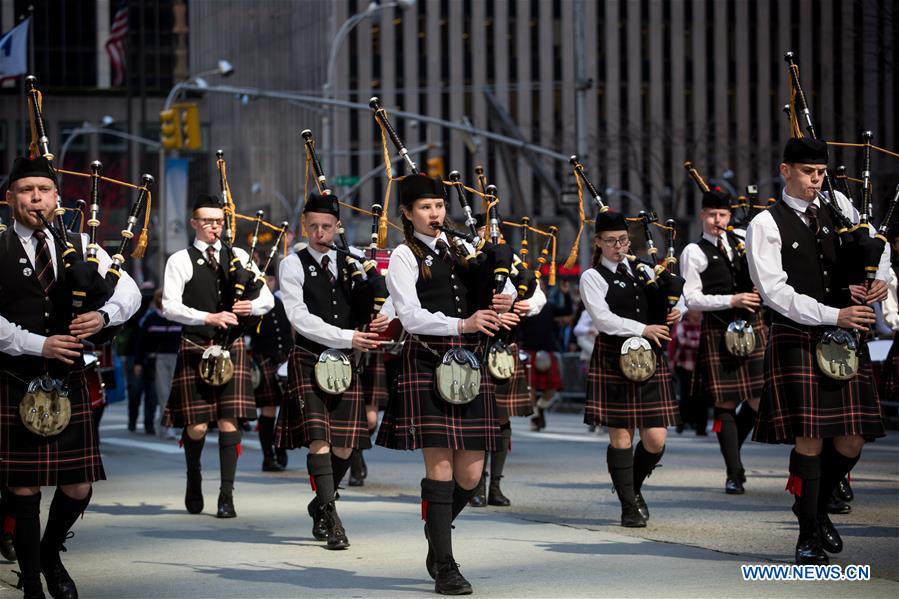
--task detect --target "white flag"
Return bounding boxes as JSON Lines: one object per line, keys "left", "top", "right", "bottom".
{"left": 0, "top": 17, "right": 29, "bottom": 79}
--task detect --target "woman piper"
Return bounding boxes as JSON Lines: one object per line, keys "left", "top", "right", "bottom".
{"left": 580, "top": 211, "right": 683, "bottom": 527}
{"left": 377, "top": 173, "right": 515, "bottom": 595}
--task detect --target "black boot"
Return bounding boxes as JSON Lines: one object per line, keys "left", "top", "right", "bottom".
{"left": 9, "top": 492, "right": 44, "bottom": 598}
{"left": 1, "top": 490, "right": 17, "bottom": 562}
{"left": 322, "top": 501, "right": 350, "bottom": 550}
{"left": 182, "top": 431, "right": 205, "bottom": 514}
{"left": 488, "top": 423, "right": 512, "bottom": 506}
{"left": 276, "top": 447, "right": 289, "bottom": 469}
{"left": 834, "top": 476, "right": 853, "bottom": 503}
{"left": 530, "top": 407, "right": 546, "bottom": 431}
{"left": 788, "top": 450, "right": 828, "bottom": 565}
{"left": 468, "top": 473, "right": 487, "bottom": 508}
{"left": 607, "top": 445, "right": 646, "bottom": 528}
{"left": 216, "top": 430, "right": 240, "bottom": 518}
{"left": 307, "top": 453, "right": 336, "bottom": 542}
{"left": 422, "top": 479, "right": 472, "bottom": 594}
{"left": 735, "top": 402, "right": 757, "bottom": 450}
{"left": 714, "top": 408, "right": 745, "bottom": 494}
{"left": 816, "top": 444, "right": 860, "bottom": 554}
{"left": 632, "top": 442, "right": 664, "bottom": 520}
{"left": 348, "top": 450, "right": 365, "bottom": 487}
{"left": 258, "top": 415, "right": 284, "bottom": 472}
{"left": 41, "top": 489, "right": 90, "bottom": 599}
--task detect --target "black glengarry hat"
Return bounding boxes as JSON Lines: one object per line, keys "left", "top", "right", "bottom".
{"left": 783, "top": 137, "right": 829, "bottom": 165}
{"left": 8, "top": 156, "right": 57, "bottom": 186}
{"left": 303, "top": 192, "right": 340, "bottom": 218}
{"left": 595, "top": 211, "right": 628, "bottom": 234}
{"left": 192, "top": 194, "right": 223, "bottom": 212}
{"left": 399, "top": 174, "right": 444, "bottom": 207}
{"left": 701, "top": 188, "right": 733, "bottom": 210}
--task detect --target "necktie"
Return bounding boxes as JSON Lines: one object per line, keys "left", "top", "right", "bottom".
{"left": 320, "top": 255, "right": 337, "bottom": 286}
{"left": 435, "top": 239, "right": 453, "bottom": 265}
{"left": 805, "top": 203, "right": 819, "bottom": 234}
{"left": 717, "top": 236, "right": 730, "bottom": 261}
{"left": 205, "top": 245, "right": 220, "bottom": 271}
{"left": 616, "top": 262, "right": 632, "bottom": 280}
{"left": 33, "top": 230, "right": 55, "bottom": 294}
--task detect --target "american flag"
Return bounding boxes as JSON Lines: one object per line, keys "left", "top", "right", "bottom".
{"left": 105, "top": 0, "right": 129, "bottom": 87}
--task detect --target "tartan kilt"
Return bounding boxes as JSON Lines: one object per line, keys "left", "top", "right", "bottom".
{"left": 376, "top": 334, "right": 502, "bottom": 451}
{"left": 753, "top": 321, "right": 886, "bottom": 444}
{"left": 584, "top": 333, "right": 680, "bottom": 429}
{"left": 879, "top": 338, "right": 899, "bottom": 400}
{"left": 275, "top": 347, "right": 371, "bottom": 450}
{"left": 692, "top": 311, "right": 766, "bottom": 405}
{"left": 253, "top": 354, "right": 283, "bottom": 409}
{"left": 361, "top": 352, "right": 389, "bottom": 410}
{"left": 495, "top": 343, "right": 534, "bottom": 418}
{"left": 0, "top": 368, "right": 105, "bottom": 487}
{"left": 163, "top": 337, "right": 255, "bottom": 427}
{"left": 528, "top": 350, "right": 562, "bottom": 391}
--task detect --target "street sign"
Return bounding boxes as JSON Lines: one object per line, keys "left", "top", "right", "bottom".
{"left": 333, "top": 175, "right": 359, "bottom": 187}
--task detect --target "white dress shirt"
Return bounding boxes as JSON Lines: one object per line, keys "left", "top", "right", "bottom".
{"left": 386, "top": 231, "right": 516, "bottom": 336}
{"left": 279, "top": 244, "right": 369, "bottom": 349}
{"left": 884, "top": 267, "right": 899, "bottom": 331}
{"left": 746, "top": 189, "right": 891, "bottom": 327}
{"left": 580, "top": 256, "right": 685, "bottom": 338}
{"left": 162, "top": 238, "right": 274, "bottom": 326}
{"left": 0, "top": 220, "right": 142, "bottom": 357}
{"left": 573, "top": 309, "right": 598, "bottom": 361}
{"left": 680, "top": 231, "right": 740, "bottom": 312}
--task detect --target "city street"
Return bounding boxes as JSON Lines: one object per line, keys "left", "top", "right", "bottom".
{"left": 1, "top": 404, "right": 897, "bottom": 598}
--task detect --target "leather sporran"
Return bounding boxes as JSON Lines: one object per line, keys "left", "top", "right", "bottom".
{"left": 199, "top": 344, "right": 234, "bottom": 386}
{"left": 724, "top": 319, "right": 756, "bottom": 357}
{"left": 816, "top": 328, "right": 859, "bottom": 381}
{"left": 487, "top": 340, "right": 516, "bottom": 381}
{"left": 314, "top": 349, "right": 353, "bottom": 395}
{"left": 435, "top": 347, "right": 482, "bottom": 405}
{"left": 618, "top": 336, "right": 657, "bottom": 382}
{"left": 20, "top": 376, "right": 72, "bottom": 437}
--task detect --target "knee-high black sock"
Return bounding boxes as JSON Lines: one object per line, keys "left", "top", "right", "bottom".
{"left": 9, "top": 492, "right": 41, "bottom": 588}
{"left": 607, "top": 445, "right": 636, "bottom": 505}
{"left": 633, "top": 441, "right": 664, "bottom": 494}
{"left": 714, "top": 408, "right": 743, "bottom": 478}
{"left": 817, "top": 443, "right": 860, "bottom": 514}
{"left": 41, "top": 488, "right": 91, "bottom": 563}
{"left": 331, "top": 454, "right": 352, "bottom": 489}
{"left": 258, "top": 415, "right": 276, "bottom": 457}
{"left": 788, "top": 450, "right": 821, "bottom": 538}
{"left": 422, "top": 479, "right": 455, "bottom": 565}
{"left": 218, "top": 430, "right": 241, "bottom": 496}
{"left": 735, "top": 402, "right": 758, "bottom": 448}
{"left": 307, "top": 453, "right": 336, "bottom": 505}
{"left": 451, "top": 481, "right": 478, "bottom": 522}
{"left": 490, "top": 422, "right": 511, "bottom": 481}
{"left": 182, "top": 430, "right": 205, "bottom": 475}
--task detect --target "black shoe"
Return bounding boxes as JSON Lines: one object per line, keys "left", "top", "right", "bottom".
{"left": 634, "top": 492, "right": 649, "bottom": 520}
{"left": 358, "top": 452, "right": 368, "bottom": 480}
{"left": 16, "top": 573, "right": 46, "bottom": 599}
{"left": 530, "top": 411, "right": 546, "bottom": 432}
{"left": 695, "top": 430, "right": 708, "bottom": 437}
{"left": 835, "top": 477, "right": 853, "bottom": 503}
{"left": 262, "top": 455, "right": 285, "bottom": 472}
{"left": 185, "top": 471, "right": 204, "bottom": 514}
{"left": 424, "top": 524, "right": 437, "bottom": 580}
{"left": 487, "top": 476, "right": 511, "bottom": 507}
{"left": 348, "top": 470, "right": 364, "bottom": 487}
{"left": 42, "top": 553, "right": 77, "bottom": 599}
{"left": 435, "top": 561, "right": 473, "bottom": 595}
{"left": 725, "top": 478, "right": 745, "bottom": 495}
{"left": 324, "top": 503, "right": 349, "bottom": 550}
{"left": 826, "top": 497, "right": 852, "bottom": 514}
{"left": 468, "top": 475, "right": 487, "bottom": 508}
{"left": 276, "top": 447, "right": 288, "bottom": 469}
{"left": 795, "top": 533, "right": 829, "bottom": 565}
{"left": 620, "top": 501, "right": 647, "bottom": 528}
{"left": 307, "top": 497, "right": 328, "bottom": 541}
{"left": 216, "top": 492, "right": 237, "bottom": 518}
{"left": 817, "top": 513, "right": 843, "bottom": 554}
{"left": 0, "top": 531, "right": 16, "bottom": 562}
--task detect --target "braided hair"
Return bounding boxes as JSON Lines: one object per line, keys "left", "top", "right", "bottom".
{"left": 591, "top": 234, "right": 604, "bottom": 268}
{"left": 402, "top": 213, "right": 433, "bottom": 280}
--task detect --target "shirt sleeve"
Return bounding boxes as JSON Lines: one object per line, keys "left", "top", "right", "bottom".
{"left": 745, "top": 212, "right": 840, "bottom": 326}
{"left": 526, "top": 284, "right": 547, "bottom": 316}
{"left": 884, "top": 269, "right": 899, "bottom": 331}
{"left": 579, "top": 269, "right": 646, "bottom": 337}
{"left": 232, "top": 248, "right": 275, "bottom": 316}
{"left": 279, "top": 253, "right": 355, "bottom": 349}
{"left": 91, "top": 234, "right": 141, "bottom": 326}
{"left": 0, "top": 315, "right": 46, "bottom": 357}
{"left": 680, "top": 243, "right": 733, "bottom": 311}
{"left": 162, "top": 250, "right": 211, "bottom": 326}
{"left": 386, "top": 244, "right": 461, "bottom": 336}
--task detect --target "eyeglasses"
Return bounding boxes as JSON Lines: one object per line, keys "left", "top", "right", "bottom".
{"left": 195, "top": 218, "right": 225, "bottom": 226}
{"left": 600, "top": 236, "right": 630, "bottom": 247}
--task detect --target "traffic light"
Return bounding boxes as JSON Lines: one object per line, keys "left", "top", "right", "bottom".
{"left": 178, "top": 103, "right": 202, "bottom": 150}
{"left": 159, "top": 108, "right": 182, "bottom": 150}
{"left": 426, "top": 156, "right": 445, "bottom": 180}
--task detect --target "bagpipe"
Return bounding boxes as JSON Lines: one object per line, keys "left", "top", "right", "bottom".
{"left": 683, "top": 160, "right": 758, "bottom": 357}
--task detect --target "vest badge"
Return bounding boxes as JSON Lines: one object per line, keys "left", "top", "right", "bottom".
{"left": 23, "top": 267, "right": 33, "bottom": 277}
{"left": 309, "top": 265, "right": 318, "bottom": 277}
{"left": 197, "top": 258, "right": 205, "bottom": 265}
{"left": 821, "top": 226, "right": 829, "bottom": 235}
{"left": 425, "top": 255, "right": 434, "bottom": 267}
{"left": 615, "top": 280, "right": 626, "bottom": 288}
{"left": 792, "top": 241, "right": 800, "bottom": 249}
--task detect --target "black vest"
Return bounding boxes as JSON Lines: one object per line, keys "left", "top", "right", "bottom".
{"left": 251, "top": 296, "right": 294, "bottom": 359}
{"left": 181, "top": 245, "right": 232, "bottom": 342}
{"left": 697, "top": 238, "right": 737, "bottom": 295}
{"left": 0, "top": 229, "right": 85, "bottom": 376}
{"left": 412, "top": 242, "right": 471, "bottom": 319}
{"left": 296, "top": 248, "right": 354, "bottom": 354}
{"left": 768, "top": 200, "right": 841, "bottom": 309}
{"left": 595, "top": 263, "right": 649, "bottom": 325}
